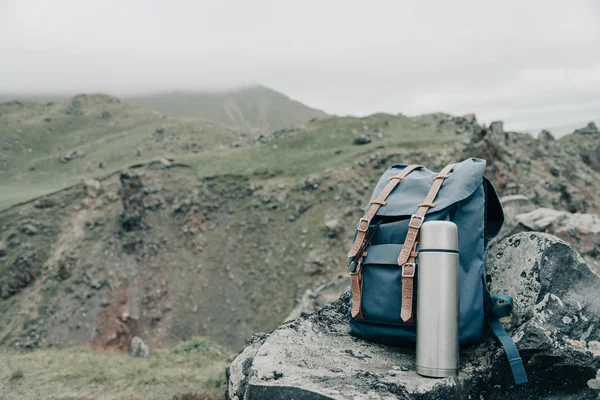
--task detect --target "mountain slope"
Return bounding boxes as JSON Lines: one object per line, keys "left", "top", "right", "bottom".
{"left": 0, "top": 94, "right": 238, "bottom": 210}
{"left": 1, "top": 98, "right": 599, "bottom": 359}
{"left": 127, "top": 85, "right": 327, "bottom": 133}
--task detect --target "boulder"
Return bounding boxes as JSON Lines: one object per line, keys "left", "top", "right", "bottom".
{"left": 514, "top": 208, "right": 600, "bottom": 274}
{"left": 34, "top": 198, "right": 55, "bottom": 209}
{"left": 59, "top": 150, "right": 87, "bottom": 163}
{"left": 21, "top": 223, "right": 38, "bottom": 236}
{"left": 285, "top": 274, "right": 349, "bottom": 321}
{"left": 129, "top": 336, "right": 150, "bottom": 357}
{"left": 226, "top": 233, "right": 600, "bottom": 399}
{"left": 147, "top": 157, "right": 171, "bottom": 169}
{"left": 323, "top": 218, "right": 342, "bottom": 238}
{"left": 354, "top": 135, "right": 372, "bottom": 145}
{"left": 83, "top": 179, "right": 102, "bottom": 198}
{"left": 0, "top": 241, "right": 6, "bottom": 257}
{"left": 500, "top": 195, "right": 535, "bottom": 217}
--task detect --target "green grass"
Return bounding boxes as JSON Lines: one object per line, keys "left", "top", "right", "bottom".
{"left": 0, "top": 95, "right": 239, "bottom": 210}
{"left": 0, "top": 339, "right": 232, "bottom": 400}
{"left": 0, "top": 100, "right": 461, "bottom": 212}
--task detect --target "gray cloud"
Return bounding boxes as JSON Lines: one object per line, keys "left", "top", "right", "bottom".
{"left": 1, "top": 0, "right": 599, "bottom": 130}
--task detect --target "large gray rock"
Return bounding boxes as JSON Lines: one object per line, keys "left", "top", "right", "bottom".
{"left": 129, "top": 336, "right": 150, "bottom": 358}
{"left": 285, "top": 274, "right": 349, "bottom": 322}
{"left": 226, "top": 233, "right": 600, "bottom": 399}
{"left": 514, "top": 208, "right": 600, "bottom": 274}
{"left": 501, "top": 194, "right": 536, "bottom": 217}
{"left": 494, "top": 206, "right": 600, "bottom": 274}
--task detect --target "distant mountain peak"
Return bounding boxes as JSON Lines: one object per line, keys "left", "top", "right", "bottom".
{"left": 127, "top": 86, "right": 327, "bottom": 134}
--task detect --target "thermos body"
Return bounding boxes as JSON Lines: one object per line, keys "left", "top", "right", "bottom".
{"left": 415, "top": 221, "right": 460, "bottom": 378}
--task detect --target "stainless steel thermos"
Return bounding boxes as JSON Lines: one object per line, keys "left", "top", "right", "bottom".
{"left": 416, "top": 220, "right": 460, "bottom": 378}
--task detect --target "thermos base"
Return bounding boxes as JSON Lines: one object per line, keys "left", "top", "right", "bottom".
{"left": 416, "top": 365, "right": 458, "bottom": 378}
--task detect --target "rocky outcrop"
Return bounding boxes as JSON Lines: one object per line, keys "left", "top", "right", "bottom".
{"left": 464, "top": 119, "right": 600, "bottom": 214}
{"left": 498, "top": 202, "right": 600, "bottom": 274}
{"left": 0, "top": 250, "right": 39, "bottom": 300}
{"left": 284, "top": 274, "right": 349, "bottom": 322}
{"left": 119, "top": 171, "right": 147, "bottom": 233}
{"left": 226, "top": 233, "right": 600, "bottom": 399}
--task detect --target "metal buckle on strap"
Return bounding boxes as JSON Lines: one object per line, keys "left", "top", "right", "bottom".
{"left": 401, "top": 263, "right": 417, "bottom": 278}
{"left": 408, "top": 214, "right": 424, "bottom": 229}
{"left": 348, "top": 259, "right": 362, "bottom": 275}
{"left": 357, "top": 218, "right": 370, "bottom": 233}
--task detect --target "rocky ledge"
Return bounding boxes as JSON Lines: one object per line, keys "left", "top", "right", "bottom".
{"left": 226, "top": 233, "right": 600, "bottom": 399}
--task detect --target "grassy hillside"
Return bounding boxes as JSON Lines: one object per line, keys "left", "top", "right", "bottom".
{"left": 0, "top": 97, "right": 455, "bottom": 211}
{"left": 0, "top": 94, "right": 238, "bottom": 210}
{"left": 127, "top": 85, "right": 327, "bottom": 133}
{"left": 0, "top": 338, "right": 231, "bottom": 400}
{"left": 0, "top": 100, "right": 471, "bottom": 354}
{"left": 1, "top": 96, "right": 599, "bottom": 399}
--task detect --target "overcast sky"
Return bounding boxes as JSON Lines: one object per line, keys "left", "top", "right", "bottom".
{"left": 1, "top": 0, "right": 599, "bottom": 130}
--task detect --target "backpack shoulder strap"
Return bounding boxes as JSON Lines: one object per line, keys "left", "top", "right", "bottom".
{"left": 485, "top": 291, "right": 528, "bottom": 384}
{"left": 347, "top": 164, "right": 423, "bottom": 259}
{"left": 397, "top": 163, "right": 457, "bottom": 323}
{"left": 348, "top": 164, "right": 423, "bottom": 319}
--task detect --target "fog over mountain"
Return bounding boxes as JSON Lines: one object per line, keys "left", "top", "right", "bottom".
{"left": 1, "top": 0, "right": 599, "bottom": 130}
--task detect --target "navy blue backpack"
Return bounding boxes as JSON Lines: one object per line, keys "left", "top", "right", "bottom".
{"left": 347, "top": 158, "right": 527, "bottom": 384}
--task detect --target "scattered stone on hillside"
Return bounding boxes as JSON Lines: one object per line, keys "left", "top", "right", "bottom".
{"left": 21, "top": 223, "right": 38, "bottom": 236}
{"left": 567, "top": 122, "right": 600, "bottom": 172}
{"left": 104, "top": 192, "right": 119, "bottom": 203}
{"left": 501, "top": 194, "right": 535, "bottom": 216}
{"left": 34, "top": 198, "right": 55, "bottom": 209}
{"left": 297, "top": 177, "right": 321, "bottom": 192}
{"left": 129, "top": 336, "right": 150, "bottom": 357}
{"left": 64, "top": 99, "right": 83, "bottom": 116}
{"left": 353, "top": 135, "right": 372, "bottom": 145}
{"left": 323, "top": 218, "right": 341, "bottom": 238}
{"left": 302, "top": 250, "right": 333, "bottom": 276}
{"left": 7, "top": 233, "right": 20, "bottom": 248}
{"left": 59, "top": 150, "right": 87, "bottom": 163}
{"left": 294, "top": 200, "right": 312, "bottom": 214}
{"left": 84, "top": 218, "right": 104, "bottom": 230}
{"left": 463, "top": 113, "right": 476, "bottom": 124}
{"left": 489, "top": 120, "right": 505, "bottom": 139}
{"left": 100, "top": 111, "right": 111, "bottom": 119}
{"left": 227, "top": 233, "right": 600, "bottom": 400}
{"left": 83, "top": 179, "right": 102, "bottom": 198}
{"left": 119, "top": 171, "right": 148, "bottom": 232}
{"left": 147, "top": 157, "right": 171, "bottom": 169}
{"left": 539, "top": 129, "right": 555, "bottom": 142}
{"left": 0, "top": 250, "right": 38, "bottom": 300}
{"left": 574, "top": 122, "right": 599, "bottom": 136}
{"left": 57, "top": 251, "right": 78, "bottom": 281}
{"left": 285, "top": 274, "right": 349, "bottom": 321}
{"left": 0, "top": 241, "right": 6, "bottom": 257}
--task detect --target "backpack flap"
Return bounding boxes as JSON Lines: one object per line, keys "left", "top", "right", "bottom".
{"left": 365, "top": 158, "right": 486, "bottom": 218}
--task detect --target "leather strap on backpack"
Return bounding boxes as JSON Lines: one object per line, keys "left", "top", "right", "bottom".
{"left": 347, "top": 164, "right": 423, "bottom": 259}
{"left": 398, "top": 163, "right": 457, "bottom": 323}
{"left": 348, "top": 164, "right": 422, "bottom": 319}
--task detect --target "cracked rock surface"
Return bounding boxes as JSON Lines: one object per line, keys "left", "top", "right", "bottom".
{"left": 226, "top": 233, "right": 600, "bottom": 399}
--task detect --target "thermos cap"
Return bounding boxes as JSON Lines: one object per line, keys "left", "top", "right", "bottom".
{"left": 419, "top": 221, "right": 458, "bottom": 252}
